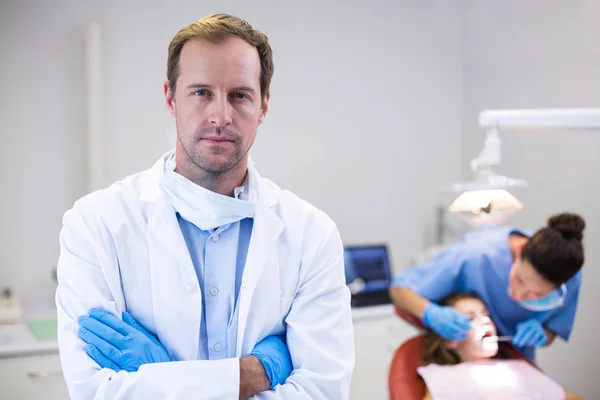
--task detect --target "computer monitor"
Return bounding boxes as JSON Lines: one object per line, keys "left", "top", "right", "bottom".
{"left": 344, "top": 244, "right": 393, "bottom": 307}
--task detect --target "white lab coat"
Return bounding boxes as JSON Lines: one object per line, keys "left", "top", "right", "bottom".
{"left": 55, "top": 152, "right": 355, "bottom": 400}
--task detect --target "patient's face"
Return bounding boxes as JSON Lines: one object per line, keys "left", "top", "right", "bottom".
{"left": 447, "top": 298, "right": 498, "bottom": 362}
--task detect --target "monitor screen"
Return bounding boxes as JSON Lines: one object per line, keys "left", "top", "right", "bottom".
{"left": 343, "top": 245, "right": 392, "bottom": 295}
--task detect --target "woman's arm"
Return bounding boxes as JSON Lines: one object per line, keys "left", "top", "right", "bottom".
{"left": 543, "top": 328, "right": 557, "bottom": 346}
{"left": 390, "top": 241, "right": 472, "bottom": 321}
{"left": 422, "top": 387, "right": 434, "bottom": 400}
{"left": 390, "top": 286, "right": 431, "bottom": 319}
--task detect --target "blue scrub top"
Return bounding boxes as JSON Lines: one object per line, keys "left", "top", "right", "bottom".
{"left": 392, "top": 226, "right": 582, "bottom": 362}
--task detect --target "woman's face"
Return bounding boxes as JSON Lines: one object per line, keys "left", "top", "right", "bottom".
{"left": 447, "top": 297, "right": 498, "bottom": 362}
{"left": 508, "top": 257, "right": 557, "bottom": 302}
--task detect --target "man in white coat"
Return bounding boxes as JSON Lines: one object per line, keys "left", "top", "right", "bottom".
{"left": 55, "top": 13, "right": 355, "bottom": 400}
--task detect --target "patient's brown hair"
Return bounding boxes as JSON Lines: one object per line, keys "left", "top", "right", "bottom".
{"left": 421, "top": 292, "right": 511, "bottom": 366}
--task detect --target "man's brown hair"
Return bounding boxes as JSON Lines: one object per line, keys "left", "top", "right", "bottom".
{"left": 166, "top": 13, "right": 274, "bottom": 105}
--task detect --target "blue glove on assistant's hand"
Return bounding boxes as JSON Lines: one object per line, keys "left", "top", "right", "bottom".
{"left": 78, "top": 308, "right": 171, "bottom": 372}
{"left": 422, "top": 302, "right": 472, "bottom": 341}
{"left": 250, "top": 335, "right": 293, "bottom": 389}
{"left": 512, "top": 319, "right": 547, "bottom": 348}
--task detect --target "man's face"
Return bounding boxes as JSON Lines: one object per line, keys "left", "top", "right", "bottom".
{"left": 165, "top": 37, "right": 268, "bottom": 174}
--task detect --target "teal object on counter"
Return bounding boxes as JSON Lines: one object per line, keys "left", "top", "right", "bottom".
{"left": 26, "top": 319, "right": 58, "bottom": 341}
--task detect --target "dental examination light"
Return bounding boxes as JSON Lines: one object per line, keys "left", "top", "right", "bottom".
{"left": 450, "top": 108, "right": 600, "bottom": 226}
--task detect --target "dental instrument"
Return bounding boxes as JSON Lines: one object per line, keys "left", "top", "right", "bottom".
{"left": 478, "top": 333, "right": 513, "bottom": 346}
{"left": 489, "top": 335, "right": 513, "bottom": 342}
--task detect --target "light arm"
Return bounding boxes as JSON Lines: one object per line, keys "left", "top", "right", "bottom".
{"left": 473, "top": 107, "right": 600, "bottom": 172}
{"left": 479, "top": 108, "right": 600, "bottom": 130}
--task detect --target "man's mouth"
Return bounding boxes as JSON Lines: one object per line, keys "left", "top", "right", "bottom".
{"left": 202, "top": 137, "right": 234, "bottom": 143}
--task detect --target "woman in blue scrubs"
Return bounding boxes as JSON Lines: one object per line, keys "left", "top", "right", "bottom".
{"left": 390, "top": 213, "right": 585, "bottom": 362}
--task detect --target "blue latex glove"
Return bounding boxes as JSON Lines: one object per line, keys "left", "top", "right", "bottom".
{"left": 250, "top": 335, "right": 293, "bottom": 389}
{"left": 512, "top": 319, "right": 547, "bottom": 348}
{"left": 78, "top": 308, "right": 171, "bottom": 372}
{"left": 422, "top": 302, "right": 472, "bottom": 341}
{"left": 86, "top": 342, "right": 123, "bottom": 372}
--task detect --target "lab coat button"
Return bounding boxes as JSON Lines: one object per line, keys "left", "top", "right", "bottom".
{"left": 212, "top": 235, "right": 219, "bottom": 242}
{"left": 214, "top": 343, "right": 222, "bottom": 351}
{"left": 210, "top": 287, "right": 218, "bottom": 296}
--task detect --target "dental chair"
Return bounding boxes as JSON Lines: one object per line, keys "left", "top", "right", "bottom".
{"left": 389, "top": 306, "right": 537, "bottom": 400}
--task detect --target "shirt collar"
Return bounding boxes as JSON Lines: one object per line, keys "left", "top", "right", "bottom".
{"left": 234, "top": 174, "right": 249, "bottom": 200}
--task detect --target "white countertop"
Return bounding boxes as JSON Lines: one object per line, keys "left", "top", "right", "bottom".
{"left": 0, "top": 323, "right": 58, "bottom": 359}
{"left": 0, "top": 309, "right": 59, "bottom": 359}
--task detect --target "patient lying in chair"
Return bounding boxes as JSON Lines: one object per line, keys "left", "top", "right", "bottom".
{"left": 418, "top": 292, "right": 584, "bottom": 400}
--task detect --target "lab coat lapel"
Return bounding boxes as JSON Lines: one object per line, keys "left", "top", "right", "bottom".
{"left": 235, "top": 201, "right": 284, "bottom": 355}
{"left": 147, "top": 195, "right": 201, "bottom": 362}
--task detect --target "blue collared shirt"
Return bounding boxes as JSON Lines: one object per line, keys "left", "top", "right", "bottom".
{"left": 178, "top": 215, "right": 253, "bottom": 359}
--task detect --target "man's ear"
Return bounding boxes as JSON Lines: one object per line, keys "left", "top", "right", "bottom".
{"left": 257, "top": 94, "right": 270, "bottom": 125}
{"left": 445, "top": 340, "right": 459, "bottom": 350}
{"left": 164, "top": 80, "right": 176, "bottom": 117}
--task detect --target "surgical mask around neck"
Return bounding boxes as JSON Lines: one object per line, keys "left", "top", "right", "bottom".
{"left": 518, "top": 284, "right": 567, "bottom": 312}
{"left": 159, "top": 159, "right": 256, "bottom": 231}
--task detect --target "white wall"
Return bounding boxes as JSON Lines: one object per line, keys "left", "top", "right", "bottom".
{"left": 0, "top": 0, "right": 464, "bottom": 311}
{"left": 462, "top": 1, "right": 600, "bottom": 397}
{"left": 0, "top": 0, "right": 96, "bottom": 307}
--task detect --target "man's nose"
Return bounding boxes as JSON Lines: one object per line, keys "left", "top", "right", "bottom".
{"left": 207, "top": 96, "right": 233, "bottom": 127}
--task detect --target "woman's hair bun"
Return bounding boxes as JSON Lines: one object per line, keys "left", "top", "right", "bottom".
{"left": 548, "top": 213, "right": 585, "bottom": 241}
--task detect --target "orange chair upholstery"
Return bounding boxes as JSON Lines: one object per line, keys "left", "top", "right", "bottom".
{"left": 388, "top": 335, "right": 427, "bottom": 400}
{"left": 388, "top": 334, "right": 538, "bottom": 400}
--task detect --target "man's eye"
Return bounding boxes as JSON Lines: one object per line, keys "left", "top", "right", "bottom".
{"left": 195, "top": 90, "right": 207, "bottom": 96}
{"left": 234, "top": 92, "right": 246, "bottom": 99}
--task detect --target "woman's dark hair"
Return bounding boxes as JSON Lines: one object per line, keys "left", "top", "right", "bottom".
{"left": 521, "top": 212, "right": 585, "bottom": 286}
{"left": 421, "top": 292, "right": 512, "bottom": 366}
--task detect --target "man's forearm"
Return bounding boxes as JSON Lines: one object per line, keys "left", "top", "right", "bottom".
{"left": 239, "top": 356, "right": 271, "bottom": 399}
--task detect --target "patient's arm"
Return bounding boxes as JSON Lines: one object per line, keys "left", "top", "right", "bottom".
{"left": 563, "top": 387, "right": 585, "bottom": 400}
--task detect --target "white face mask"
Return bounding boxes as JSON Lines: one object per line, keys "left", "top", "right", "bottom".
{"left": 159, "top": 163, "right": 256, "bottom": 231}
